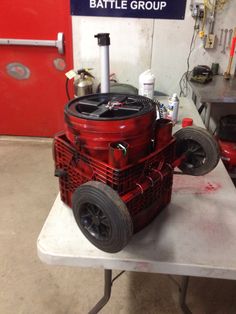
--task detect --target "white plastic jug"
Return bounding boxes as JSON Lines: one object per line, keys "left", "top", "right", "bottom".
{"left": 138, "top": 69, "right": 155, "bottom": 100}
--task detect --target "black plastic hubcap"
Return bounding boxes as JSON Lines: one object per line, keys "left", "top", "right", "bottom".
{"left": 80, "top": 203, "right": 111, "bottom": 241}
{"left": 181, "top": 139, "right": 206, "bottom": 169}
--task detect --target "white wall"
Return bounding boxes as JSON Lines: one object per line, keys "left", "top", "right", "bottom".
{"left": 152, "top": 0, "right": 235, "bottom": 95}
{"left": 72, "top": 16, "right": 153, "bottom": 89}
{"left": 72, "top": 0, "right": 235, "bottom": 95}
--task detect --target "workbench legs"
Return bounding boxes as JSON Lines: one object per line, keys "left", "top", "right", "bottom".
{"left": 204, "top": 102, "right": 211, "bottom": 130}
{"left": 179, "top": 276, "right": 192, "bottom": 314}
{"left": 88, "top": 269, "right": 112, "bottom": 314}
{"left": 197, "top": 102, "right": 211, "bottom": 130}
{"left": 192, "top": 91, "right": 211, "bottom": 131}
{"left": 88, "top": 270, "right": 192, "bottom": 314}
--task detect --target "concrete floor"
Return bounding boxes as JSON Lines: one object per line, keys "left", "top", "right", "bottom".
{"left": 1, "top": 138, "right": 236, "bottom": 314}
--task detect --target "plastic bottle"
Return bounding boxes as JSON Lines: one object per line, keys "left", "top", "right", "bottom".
{"left": 138, "top": 69, "right": 155, "bottom": 99}
{"left": 168, "top": 93, "right": 179, "bottom": 124}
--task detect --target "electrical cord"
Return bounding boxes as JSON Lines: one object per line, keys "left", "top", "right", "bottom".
{"left": 179, "top": 19, "right": 198, "bottom": 97}
{"left": 179, "top": 71, "right": 190, "bottom": 98}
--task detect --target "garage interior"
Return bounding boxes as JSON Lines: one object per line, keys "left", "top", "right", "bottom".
{"left": 1, "top": 0, "right": 236, "bottom": 313}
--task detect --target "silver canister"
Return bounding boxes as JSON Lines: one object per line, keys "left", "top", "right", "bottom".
{"left": 74, "top": 72, "right": 94, "bottom": 97}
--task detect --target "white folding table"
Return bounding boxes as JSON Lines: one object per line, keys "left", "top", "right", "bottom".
{"left": 37, "top": 97, "right": 236, "bottom": 313}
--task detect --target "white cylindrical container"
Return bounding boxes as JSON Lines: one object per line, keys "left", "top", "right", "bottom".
{"left": 168, "top": 93, "right": 179, "bottom": 124}
{"left": 138, "top": 69, "right": 155, "bottom": 99}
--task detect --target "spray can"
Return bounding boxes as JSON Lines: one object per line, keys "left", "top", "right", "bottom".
{"left": 168, "top": 93, "right": 179, "bottom": 124}
{"left": 138, "top": 69, "right": 155, "bottom": 99}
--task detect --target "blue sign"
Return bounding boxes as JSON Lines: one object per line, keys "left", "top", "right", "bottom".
{"left": 71, "top": 0, "right": 187, "bottom": 20}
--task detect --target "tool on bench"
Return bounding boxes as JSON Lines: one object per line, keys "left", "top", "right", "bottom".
{"left": 190, "top": 65, "right": 213, "bottom": 84}
{"left": 224, "top": 28, "right": 236, "bottom": 80}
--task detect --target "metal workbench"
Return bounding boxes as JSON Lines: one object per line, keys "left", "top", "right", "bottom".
{"left": 189, "top": 75, "right": 236, "bottom": 129}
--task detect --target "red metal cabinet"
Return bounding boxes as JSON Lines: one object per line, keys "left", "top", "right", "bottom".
{"left": 0, "top": 0, "right": 73, "bottom": 136}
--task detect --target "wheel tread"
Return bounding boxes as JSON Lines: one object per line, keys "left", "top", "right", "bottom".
{"left": 174, "top": 126, "right": 220, "bottom": 176}
{"left": 72, "top": 181, "right": 133, "bottom": 253}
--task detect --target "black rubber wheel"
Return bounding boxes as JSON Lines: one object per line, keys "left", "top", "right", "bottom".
{"left": 174, "top": 126, "right": 220, "bottom": 176}
{"left": 72, "top": 181, "right": 133, "bottom": 253}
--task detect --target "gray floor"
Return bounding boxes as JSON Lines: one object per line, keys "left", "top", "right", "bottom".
{"left": 1, "top": 138, "right": 236, "bottom": 314}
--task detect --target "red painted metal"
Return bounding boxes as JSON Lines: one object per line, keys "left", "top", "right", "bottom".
{"left": 65, "top": 114, "right": 157, "bottom": 163}
{"left": 65, "top": 106, "right": 156, "bottom": 163}
{"left": 217, "top": 115, "right": 236, "bottom": 172}
{"left": 0, "top": 0, "right": 73, "bottom": 136}
{"left": 219, "top": 139, "right": 236, "bottom": 169}
{"left": 154, "top": 119, "right": 173, "bottom": 150}
{"left": 108, "top": 141, "right": 129, "bottom": 168}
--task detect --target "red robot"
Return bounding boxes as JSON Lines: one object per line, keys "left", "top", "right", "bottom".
{"left": 53, "top": 93, "right": 219, "bottom": 253}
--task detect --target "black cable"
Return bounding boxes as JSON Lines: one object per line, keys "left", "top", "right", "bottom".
{"left": 213, "top": 125, "right": 218, "bottom": 135}
{"left": 179, "top": 71, "right": 188, "bottom": 97}
{"left": 66, "top": 77, "right": 71, "bottom": 101}
{"left": 179, "top": 18, "right": 198, "bottom": 97}
{"left": 187, "top": 21, "right": 197, "bottom": 74}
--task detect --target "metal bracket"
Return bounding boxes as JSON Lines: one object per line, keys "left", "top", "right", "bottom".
{"left": 0, "top": 32, "right": 64, "bottom": 55}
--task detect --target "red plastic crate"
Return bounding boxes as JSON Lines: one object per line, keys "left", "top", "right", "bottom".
{"left": 54, "top": 132, "right": 175, "bottom": 232}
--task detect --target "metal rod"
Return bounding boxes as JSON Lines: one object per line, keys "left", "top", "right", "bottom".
{"left": 204, "top": 102, "right": 211, "bottom": 130}
{"left": 179, "top": 276, "right": 192, "bottom": 314}
{"left": 0, "top": 32, "right": 64, "bottom": 54}
{"left": 88, "top": 269, "right": 112, "bottom": 314}
{"left": 100, "top": 45, "right": 110, "bottom": 93}
{"left": 95, "top": 33, "right": 110, "bottom": 93}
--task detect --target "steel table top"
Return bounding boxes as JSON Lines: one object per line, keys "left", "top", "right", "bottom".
{"left": 189, "top": 75, "right": 236, "bottom": 104}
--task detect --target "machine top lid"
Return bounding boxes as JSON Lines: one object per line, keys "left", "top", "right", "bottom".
{"left": 65, "top": 93, "right": 156, "bottom": 121}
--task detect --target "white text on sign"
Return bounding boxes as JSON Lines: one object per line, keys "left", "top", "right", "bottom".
{"left": 89, "top": 0, "right": 167, "bottom": 11}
